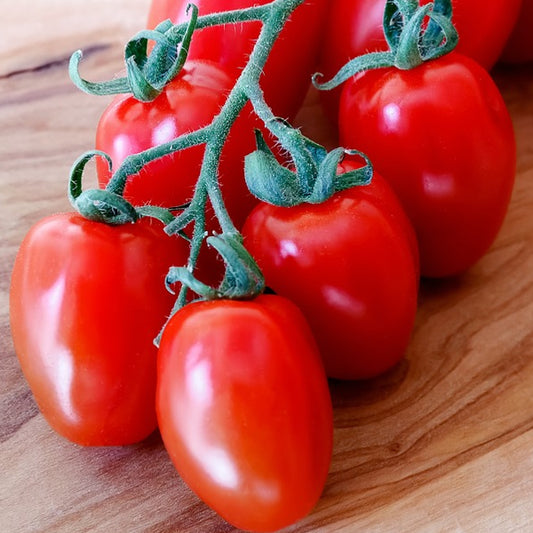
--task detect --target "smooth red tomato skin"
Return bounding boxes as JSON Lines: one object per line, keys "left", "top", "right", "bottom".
{"left": 10, "top": 213, "right": 188, "bottom": 446}
{"left": 96, "top": 60, "right": 258, "bottom": 230}
{"left": 242, "top": 170, "right": 419, "bottom": 380}
{"left": 501, "top": 0, "right": 533, "bottom": 64}
{"left": 318, "top": 0, "right": 522, "bottom": 121}
{"left": 339, "top": 52, "right": 516, "bottom": 278}
{"left": 157, "top": 295, "right": 333, "bottom": 532}
{"left": 147, "top": 0, "right": 328, "bottom": 120}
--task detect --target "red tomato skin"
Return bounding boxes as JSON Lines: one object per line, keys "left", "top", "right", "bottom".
{"left": 339, "top": 52, "right": 516, "bottom": 278}
{"left": 96, "top": 60, "right": 258, "bottom": 230}
{"left": 242, "top": 170, "right": 419, "bottom": 380}
{"left": 501, "top": 0, "right": 533, "bottom": 64}
{"left": 318, "top": 0, "right": 522, "bottom": 121}
{"left": 147, "top": 0, "right": 328, "bottom": 120}
{"left": 10, "top": 213, "right": 188, "bottom": 446}
{"left": 157, "top": 294, "right": 333, "bottom": 532}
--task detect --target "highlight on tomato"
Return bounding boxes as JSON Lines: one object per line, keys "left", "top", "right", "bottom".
{"left": 146, "top": 0, "right": 328, "bottom": 120}
{"left": 156, "top": 294, "right": 333, "bottom": 532}
{"left": 9, "top": 213, "right": 188, "bottom": 446}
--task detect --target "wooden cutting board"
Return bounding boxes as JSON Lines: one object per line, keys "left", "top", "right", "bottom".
{"left": 2, "top": 2, "right": 533, "bottom": 531}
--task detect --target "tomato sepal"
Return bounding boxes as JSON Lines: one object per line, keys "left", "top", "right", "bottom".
{"left": 245, "top": 130, "right": 374, "bottom": 207}
{"left": 313, "top": 0, "right": 458, "bottom": 92}
{"left": 70, "top": 5, "right": 200, "bottom": 102}
{"left": 68, "top": 150, "right": 176, "bottom": 226}
{"left": 166, "top": 232, "right": 265, "bottom": 303}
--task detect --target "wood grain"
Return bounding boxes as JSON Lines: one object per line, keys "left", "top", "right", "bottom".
{"left": 2, "top": 2, "right": 533, "bottom": 532}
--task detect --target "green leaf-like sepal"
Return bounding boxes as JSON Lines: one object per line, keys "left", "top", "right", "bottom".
{"left": 308, "top": 148, "right": 346, "bottom": 203}
{"left": 165, "top": 233, "right": 264, "bottom": 302}
{"left": 69, "top": 151, "right": 137, "bottom": 225}
{"left": 335, "top": 149, "right": 374, "bottom": 190}
{"left": 69, "top": 51, "right": 131, "bottom": 96}
{"left": 313, "top": 0, "right": 457, "bottom": 91}
{"left": 385, "top": 0, "right": 457, "bottom": 69}
{"left": 126, "top": 56, "right": 161, "bottom": 102}
{"left": 383, "top": 0, "right": 418, "bottom": 51}
{"left": 245, "top": 131, "right": 305, "bottom": 207}
{"left": 423, "top": 0, "right": 452, "bottom": 50}
{"left": 73, "top": 189, "right": 139, "bottom": 226}
{"left": 308, "top": 148, "right": 374, "bottom": 203}
{"left": 300, "top": 135, "right": 328, "bottom": 166}
{"left": 70, "top": 5, "right": 199, "bottom": 102}
{"left": 68, "top": 150, "right": 175, "bottom": 226}
{"left": 165, "top": 266, "right": 218, "bottom": 300}
{"left": 395, "top": 3, "right": 433, "bottom": 69}
{"left": 209, "top": 233, "right": 265, "bottom": 299}
{"left": 245, "top": 128, "right": 374, "bottom": 207}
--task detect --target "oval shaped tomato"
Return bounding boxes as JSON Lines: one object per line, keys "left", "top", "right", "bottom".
{"left": 147, "top": 0, "right": 328, "bottom": 120}
{"left": 242, "top": 164, "right": 419, "bottom": 380}
{"left": 96, "top": 60, "right": 258, "bottom": 230}
{"left": 339, "top": 52, "right": 516, "bottom": 278}
{"left": 318, "top": 0, "right": 522, "bottom": 120}
{"left": 157, "top": 294, "right": 333, "bottom": 532}
{"left": 500, "top": 0, "right": 533, "bottom": 64}
{"left": 10, "top": 213, "right": 188, "bottom": 446}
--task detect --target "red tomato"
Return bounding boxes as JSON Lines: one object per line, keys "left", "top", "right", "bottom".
{"left": 96, "top": 60, "right": 258, "bottom": 230}
{"left": 318, "top": 0, "right": 522, "bottom": 121}
{"left": 501, "top": 0, "right": 533, "bottom": 64}
{"left": 339, "top": 52, "right": 516, "bottom": 278}
{"left": 242, "top": 164, "right": 419, "bottom": 380}
{"left": 10, "top": 213, "right": 188, "bottom": 446}
{"left": 147, "top": 0, "right": 328, "bottom": 120}
{"left": 157, "top": 294, "right": 333, "bottom": 532}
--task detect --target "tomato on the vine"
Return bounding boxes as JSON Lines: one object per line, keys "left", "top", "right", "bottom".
{"left": 318, "top": 0, "right": 522, "bottom": 120}
{"left": 147, "top": 0, "right": 328, "bottom": 120}
{"left": 10, "top": 213, "right": 188, "bottom": 446}
{"left": 242, "top": 162, "right": 419, "bottom": 380}
{"left": 96, "top": 60, "right": 259, "bottom": 230}
{"left": 339, "top": 52, "right": 516, "bottom": 278}
{"left": 157, "top": 294, "right": 333, "bottom": 531}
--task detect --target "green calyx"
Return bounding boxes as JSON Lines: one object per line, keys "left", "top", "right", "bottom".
{"left": 245, "top": 130, "right": 373, "bottom": 207}
{"left": 166, "top": 232, "right": 265, "bottom": 302}
{"left": 68, "top": 151, "right": 175, "bottom": 226}
{"left": 70, "top": 5, "right": 198, "bottom": 102}
{"left": 155, "top": 230, "right": 265, "bottom": 346}
{"left": 313, "top": 0, "right": 458, "bottom": 91}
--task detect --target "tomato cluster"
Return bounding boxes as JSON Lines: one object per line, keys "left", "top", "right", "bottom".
{"left": 9, "top": 0, "right": 526, "bottom": 531}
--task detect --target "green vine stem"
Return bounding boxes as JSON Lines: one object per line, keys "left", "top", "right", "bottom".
{"left": 68, "top": 0, "right": 384, "bottom": 322}
{"left": 312, "top": 0, "right": 458, "bottom": 92}
{"left": 69, "top": 0, "right": 329, "bottom": 320}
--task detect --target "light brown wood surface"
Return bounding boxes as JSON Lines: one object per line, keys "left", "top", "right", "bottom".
{"left": 2, "top": 2, "right": 533, "bottom": 532}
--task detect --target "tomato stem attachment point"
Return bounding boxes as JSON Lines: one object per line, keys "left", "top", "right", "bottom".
{"left": 313, "top": 0, "right": 458, "bottom": 91}
{"left": 68, "top": 151, "right": 175, "bottom": 225}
